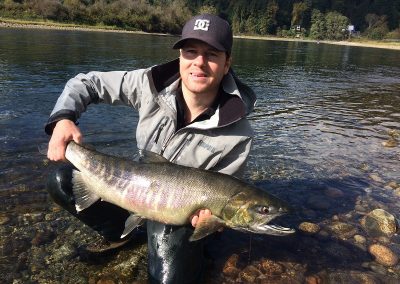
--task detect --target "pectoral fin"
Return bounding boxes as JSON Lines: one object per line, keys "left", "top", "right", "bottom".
{"left": 189, "top": 215, "right": 226, "bottom": 242}
{"left": 121, "top": 214, "right": 145, "bottom": 238}
{"left": 71, "top": 170, "right": 100, "bottom": 212}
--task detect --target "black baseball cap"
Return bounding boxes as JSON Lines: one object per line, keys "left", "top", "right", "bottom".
{"left": 173, "top": 14, "right": 233, "bottom": 53}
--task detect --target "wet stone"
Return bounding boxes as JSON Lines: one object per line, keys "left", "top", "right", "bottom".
{"left": 305, "top": 275, "right": 321, "bottom": 284}
{"left": 368, "top": 244, "right": 399, "bottom": 267}
{"left": 223, "top": 266, "right": 241, "bottom": 278}
{"left": 259, "top": 259, "right": 284, "bottom": 275}
{"left": 369, "top": 174, "right": 383, "bottom": 183}
{"left": 324, "top": 187, "right": 344, "bottom": 198}
{"left": 31, "top": 230, "right": 56, "bottom": 246}
{"left": 0, "top": 215, "right": 10, "bottom": 225}
{"left": 354, "top": 234, "right": 367, "bottom": 244}
{"left": 298, "top": 222, "right": 320, "bottom": 235}
{"left": 361, "top": 209, "right": 398, "bottom": 237}
{"left": 238, "top": 265, "right": 261, "bottom": 283}
{"left": 326, "top": 222, "right": 357, "bottom": 239}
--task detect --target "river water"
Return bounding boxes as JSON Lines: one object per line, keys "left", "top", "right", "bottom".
{"left": 0, "top": 28, "right": 399, "bottom": 283}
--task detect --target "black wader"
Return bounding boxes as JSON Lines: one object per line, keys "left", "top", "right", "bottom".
{"left": 46, "top": 165, "right": 204, "bottom": 284}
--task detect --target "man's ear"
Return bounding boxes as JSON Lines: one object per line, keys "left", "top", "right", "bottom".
{"left": 224, "top": 56, "right": 232, "bottom": 75}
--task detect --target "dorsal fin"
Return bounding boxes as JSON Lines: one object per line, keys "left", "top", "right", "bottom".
{"left": 138, "top": 150, "right": 170, "bottom": 164}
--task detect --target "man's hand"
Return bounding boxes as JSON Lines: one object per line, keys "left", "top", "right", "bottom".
{"left": 47, "top": 119, "right": 82, "bottom": 161}
{"left": 190, "top": 209, "right": 212, "bottom": 227}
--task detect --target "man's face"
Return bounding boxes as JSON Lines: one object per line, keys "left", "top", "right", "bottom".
{"left": 179, "top": 39, "right": 231, "bottom": 96}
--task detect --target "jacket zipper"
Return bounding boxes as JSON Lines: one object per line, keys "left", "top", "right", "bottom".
{"left": 152, "top": 117, "right": 168, "bottom": 145}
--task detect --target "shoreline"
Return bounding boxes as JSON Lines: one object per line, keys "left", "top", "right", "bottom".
{"left": 1, "top": 18, "right": 400, "bottom": 51}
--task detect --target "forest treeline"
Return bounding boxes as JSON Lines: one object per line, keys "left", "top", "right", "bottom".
{"left": 1, "top": 0, "right": 400, "bottom": 40}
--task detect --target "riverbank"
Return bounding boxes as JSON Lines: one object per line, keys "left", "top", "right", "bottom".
{"left": 1, "top": 17, "right": 400, "bottom": 51}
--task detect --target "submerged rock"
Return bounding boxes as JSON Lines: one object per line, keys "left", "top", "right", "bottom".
{"left": 298, "top": 222, "right": 320, "bottom": 235}
{"left": 368, "top": 244, "right": 399, "bottom": 267}
{"left": 361, "top": 209, "right": 398, "bottom": 237}
{"left": 324, "top": 187, "right": 344, "bottom": 198}
{"left": 326, "top": 222, "right": 357, "bottom": 239}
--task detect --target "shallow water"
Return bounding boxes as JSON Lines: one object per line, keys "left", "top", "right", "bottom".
{"left": 0, "top": 28, "right": 399, "bottom": 283}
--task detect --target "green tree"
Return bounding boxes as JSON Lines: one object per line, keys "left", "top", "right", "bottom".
{"left": 364, "top": 13, "right": 389, "bottom": 40}
{"left": 291, "top": 1, "right": 308, "bottom": 27}
{"left": 325, "top": 11, "right": 349, "bottom": 40}
{"left": 309, "top": 8, "right": 325, "bottom": 39}
{"left": 259, "top": 0, "right": 278, "bottom": 34}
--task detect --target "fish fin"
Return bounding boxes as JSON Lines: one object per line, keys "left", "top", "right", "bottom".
{"left": 189, "top": 215, "right": 226, "bottom": 242}
{"left": 71, "top": 170, "right": 100, "bottom": 212}
{"left": 121, "top": 214, "right": 145, "bottom": 238}
{"left": 138, "top": 150, "right": 169, "bottom": 164}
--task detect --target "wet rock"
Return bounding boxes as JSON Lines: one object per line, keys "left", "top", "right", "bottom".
{"left": 0, "top": 215, "right": 10, "bottom": 225}
{"left": 321, "top": 270, "right": 382, "bottom": 283}
{"left": 324, "top": 243, "right": 352, "bottom": 260}
{"left": 368, "top": 244, "right": 399, "bottom": 267}
{"left": 326, "top": 222, "right": 357, "bottom": 239}
{"left": 384, "top": 181, "right": 398, "bottom": 190}
{"left": 19, "top": 212, "right": 44, "bottom": 225}
{"left": 223, "top": 266, "right": 241, "bottom": 278}
{"left": 368, "top": 262, "right": 389, "bottom": 275}
{"left": 298, "top": 222, "right": 320, "bottom": 235}
{"left": 324, "top": 187, "right": 344, "bottom": 198}
{"left": 355, "top": 204, "right": 367, "bottom": 213}
{"left": 238, "top": 265, "right": 261, "bottom": 282}
{"left": 49, "top": 243, "right": 77, "bottom": 262}
{"left": 361, "top": 209, "right": 398, "bottom": 237}
{"left": 369, "top": 174, "right": 383, "bottom": 183}
{"left": 223, "top": 254, "right": 240, "bottom": 278}
{"left": 259, "top": 259, "right": 284, "bottom": 275}
{"left": 307, "top": 196, "right": 330, "bottom": 210}
{"left": 31, "top": 230, "right": 56, "bottom": 246}
{"left": 354, "top": 234, "right": 367, "bottom": 244}
{"left": 305, "top": 275, "right": 322, "bottom": 284}
{"left": 382, "top": 138, "right": 398, "bottom": 148}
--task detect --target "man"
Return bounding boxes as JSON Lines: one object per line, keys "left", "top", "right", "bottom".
{"left": 45, "top": 14, "right": 256, "bottom": 283}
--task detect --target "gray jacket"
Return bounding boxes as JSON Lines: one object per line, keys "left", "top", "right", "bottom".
{"left": 45, "top": 59, "right": 256, "bottom": 176}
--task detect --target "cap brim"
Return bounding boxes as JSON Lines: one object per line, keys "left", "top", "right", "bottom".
{"left": 172, "top": 37, "right": 227, "bottom": 52}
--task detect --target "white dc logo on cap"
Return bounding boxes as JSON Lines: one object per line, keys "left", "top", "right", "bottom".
{"left": 194, "top": 19, "right": 210, "bottom": 31}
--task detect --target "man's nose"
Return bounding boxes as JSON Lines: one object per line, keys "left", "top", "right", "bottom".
{"left": 193, "top": 54, "right": 206, "bottom": 66}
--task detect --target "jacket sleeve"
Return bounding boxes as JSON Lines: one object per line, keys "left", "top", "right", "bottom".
{"left": 45, "top": 69, "right": 149, "bottom": 134}
{"left": 211, "top": 137, "right": 253, "bottom": 178}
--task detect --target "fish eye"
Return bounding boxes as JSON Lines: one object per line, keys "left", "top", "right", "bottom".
{"left": 256, "top": 206, "right": 270, "bottom": 214}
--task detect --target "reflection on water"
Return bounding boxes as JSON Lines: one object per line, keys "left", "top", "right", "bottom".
{"left": 0, "top": 28, "right": 399, "bottom": 283}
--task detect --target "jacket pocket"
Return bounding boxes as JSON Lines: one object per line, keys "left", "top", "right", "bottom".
{"left": 169, "top": 133, "right": 194, "bottom": 163}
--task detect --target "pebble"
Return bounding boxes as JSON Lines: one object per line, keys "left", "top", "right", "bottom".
{"left": 223, "top": 254, "right": 240, "bottom": 278}
{"left": 326, "top": 222, "right": 357, "bottom": 239}
{"left": 305, "top": 275, "right": 321, "bottom": 284}
{"left": 369, "top": 174, "right": 383, "bottom": 183}
{"left": 361, "top": 209, "right": 398, "bottom": 237}
{"left": 298, "top": 222, "right": 320, "bottom": 235}
{"left": 354, "top": 234, "right": 367, "bottom": 244}
{"left": 324, "top": 187, "right": 344, "bottom": 198}
{"left": 0, "top": 215, "right": 10, "bottom": 225}
{"left": 238, "top": 265, "right": 261, "bottom": 282}
{"left": 382, "top": 138, "right": 398, "bottom": 148}
{"left": 368, "top": 244, "right": 399, "bottom": 267}
{"left": 259, "top": 259, "right": 284, "bottom": 275}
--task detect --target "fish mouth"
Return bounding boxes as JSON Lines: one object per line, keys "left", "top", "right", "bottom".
{"left": 257, "top": 224, "right": 295, "bottom": 236}
{"left": 245, "top": 223, "right": 295, "bottom": 236}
